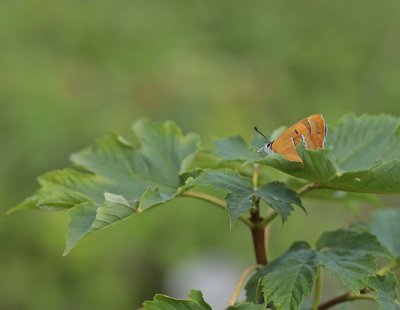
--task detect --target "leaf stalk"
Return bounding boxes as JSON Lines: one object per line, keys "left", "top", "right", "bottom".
{"left": 318, "top": 292, "right": 374, "bottom": 310}
{"left": 297, "top": 183, "right": 320, "bottom": 195}
{"left": 180, "top": 190, "right": 254, "bottom": 228}
{"left": 319, "top": 259, "right": 400, "bottom": 309}
{"left": 311, "top": 267, "right": 322, "bottom": 310}
{"left": 377, "top": 259, "right": 400, "bottom": 275}
{"left": 228, "top": 264, "right": 262, "bottom": 307}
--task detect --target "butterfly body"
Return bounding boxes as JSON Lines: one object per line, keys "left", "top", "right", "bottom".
{"left": 262, "top": 114, "right": 327, "bottom": 162}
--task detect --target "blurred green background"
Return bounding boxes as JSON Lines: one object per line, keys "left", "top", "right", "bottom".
{"left": 1, "top": 1, "right": 400, "bottom": 309}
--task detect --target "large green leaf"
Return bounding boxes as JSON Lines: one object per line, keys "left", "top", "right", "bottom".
{"left": 142, "top": 290, "right": 212, "bottom": 310}
{"left": 316, "top": 229, "right": 390, "bottom": 292}
{"left": 245, "top": 242, "right": 318, "bottom": 309}
{"left": 193, "top": 170, "right": 304, "bottom": 225}
{"left": 254, "top": 114, "right": 400, "bottom": 194}
{"left": 246, "top": 229, "right": 391, "bottom": 308}
{"left": 11, "top": 120, "right": 200, "bottom": 255}
{"left": 369, "top": 208, "right": 400, "bottom": 257}
{"left": 367, "top": 273, "right": 400, "bottom": 310}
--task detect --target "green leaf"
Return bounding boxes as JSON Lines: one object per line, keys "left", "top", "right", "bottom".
{"left": 194, "top": 170, "right": 304, "bottom": 225}
{"left": 214, "top": 136, "right": 251, "bottom": 161}
{"left": 245, "top": 242, "right": 318, "bottom": 309}
{"left": 255, "top": 114, "right": 400, "bottom": 194}
{"left": 187, "top": 290, "right": 212, "bottom": 310}
{"left": 257, "top": 182, "right": 305, "bottom": 223}
{"left": 316, "top": 229, "right": 389, "bottom": 292}
{"left": 12, "top": 120, "right": 200, "bottom": 255}
{"left": 367, "top": 273, "right": 400, "bottom": 310}
{"left": 316, "top": 229, "right": 389, "bottom": 257}
{"left": 369, "top": 208, "right": 400, "bottom": 257}
{"left": 193, "top": 169, "right": 254, "bottom": 225}
{"left": 227, "top": 302, "right": 266, "bottom": 309}
{"left": 142, "top": 290, "right": 212, "bottom": 310}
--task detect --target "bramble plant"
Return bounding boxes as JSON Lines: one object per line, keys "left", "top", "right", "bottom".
{"left": 10, "top": 114, "right": 400, "bottom": 309}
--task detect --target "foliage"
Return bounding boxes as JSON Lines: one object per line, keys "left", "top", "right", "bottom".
{"left": 12, "top": 114, "right": 400, "bottom": 309}
{"left": 193, "top": 170, "right": 304, "bottom": 225}
{"left": 11, "top": 120, "right": 200, "bottom": 255}
{"left": 142, "top": 290, "right": 212, "bottom": 310}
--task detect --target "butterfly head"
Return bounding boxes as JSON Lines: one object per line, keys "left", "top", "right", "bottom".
{"left": 263, "top": 141, "right": 274, "bottom": 155}
{"left": 254, "top": 127, "right": 275, "bottom": 155}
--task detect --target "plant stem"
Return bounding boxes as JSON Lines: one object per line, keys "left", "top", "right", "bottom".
{"left": 252, "top": 164, "right": 260, "bottom": 190}
{"left": 181, "top": 190, "right": 226, "bottom": 208}
{"left": 250, "top": 210, "right": 267, "bottom": 265}
{"left": 311, "top": 267, "right": 322, "bottom": 310}
{"left": 318, "top": 292, "right": 374, "bottom": 310}
{"left": 258, "top": 210, "right": 278, "bottom": 228}
{"left": 228, "top": 264, "right": 262, "bottom": 306}
{"left": 181, "top": 190, "right": 254, "bottom": 228}
{"left": 250, "top": 164, "right": 267, "bottom": 265}
{"left": 264, "top": 212, "right": 272, "bottom": 253}
{"left": 377, "top": 259, "right": 400, "bottom": 275}
{"left": 297, "top": 183, "right": 320, "bottom": 195}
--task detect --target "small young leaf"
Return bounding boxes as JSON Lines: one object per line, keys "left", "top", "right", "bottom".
{"left": 245, "top": 242, "right": 318, "bottom": 309}
{"left": 214, "top": 136, "right": 251, "bottom": 161}
{"left": 194, "top": 171, "right": 304, "bottom": 225}
{"left": 193, "top": 169, "right": 254, "bottom": 225}
{"left": 257, "top": 182, "right": 305, "bottom": 223}
{"left": 369, "top": 208, "right": 400, "bottom": 257}
{"left": 142, "top": 290, "right": 212, "bottom": 310}
{"left": 367, "top": 273, "right": 400, "bottom": 310}
{"left": 12, "top": 120, "right": 200, "bottom": 255}
{"left": 316, "top": 229, "right": 389, "bottom": 292}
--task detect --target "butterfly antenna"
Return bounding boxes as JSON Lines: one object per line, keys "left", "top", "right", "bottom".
{"left": 254, "top": 126, "right": 269, "bottom": 141}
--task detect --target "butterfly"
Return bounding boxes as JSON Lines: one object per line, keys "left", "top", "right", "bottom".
{"left": 255, "top": 114, "right": 327, "bottom": 162}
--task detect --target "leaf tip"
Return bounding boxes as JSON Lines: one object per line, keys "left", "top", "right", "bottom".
{"left": 6, "top": 208, "right": 16, "bottom": 216}
{"left": 62, "top": 243, "right": 73, "bottom": 256}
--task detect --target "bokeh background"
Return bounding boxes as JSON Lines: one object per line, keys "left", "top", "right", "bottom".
{"left": 1, "top": 1, "right": 400, "bottom": 309}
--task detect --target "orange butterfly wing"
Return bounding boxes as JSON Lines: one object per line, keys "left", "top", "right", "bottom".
{"left": 271, "top": 114, "right": 326, "bottom": 162}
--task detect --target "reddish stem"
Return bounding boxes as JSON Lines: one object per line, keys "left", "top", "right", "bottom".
{"left": 318, "top": 288, "right": 369, "bottom": 310}
{"left": 250, "top": 210, "right": 267, "bottom": 265}
{"left": 318, "top": 293, "right": 350, "bottom": 310}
